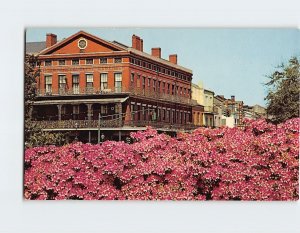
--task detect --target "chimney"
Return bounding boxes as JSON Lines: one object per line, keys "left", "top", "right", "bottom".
{"left": 169, "top": 54, "right": 177, "bottom": 64}
{"left": 151, "top": 48, "right": 161, "bottom": 58}
{"left": 231, "top": 95, "right": 235, "bottom": 101}
{"left": 46, "top": 33, "right": 57, "bottom": 48}
{"left": 132, "top": 34, "right": 143, "bottom": 51}
{"left": 140, "top": 39, "right": 143, "bottom": 52}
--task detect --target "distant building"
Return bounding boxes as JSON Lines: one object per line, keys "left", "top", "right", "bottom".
{"left": 213, "top": 95, "right": 244, "bottom": 128}
{"left": 191, "top": 82, "right": 205, "bottom": 126}
{"left": 214, "top": 95, "right": 225, "bottom": 127}
{"left": 191, "top": 82, "right": 216, "bottom": 127}
{"left": 203, "top": 89, "right": 216, "bottom": 127}
{"left": 243, "top": 104, "right": 267, "bottom": 120}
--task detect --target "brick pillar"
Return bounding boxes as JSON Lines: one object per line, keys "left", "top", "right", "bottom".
{"left": 57, "top": 104, "right": 62, "bottom": 121}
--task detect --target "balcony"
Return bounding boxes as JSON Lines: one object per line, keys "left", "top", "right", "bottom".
{"left": 37, "top": 87, "right": 128, "bottom": 96}
{"left": 128, "top": 87, "right": 198, "bottom": 106}
{"left": 37, "top": 86, "right": 198, "bottom": 106}
{"left": 32, "top": 119, "right": 199, "bottom": 131}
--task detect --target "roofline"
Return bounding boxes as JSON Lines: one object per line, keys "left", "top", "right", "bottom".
{"left": 38, "top": 30, "right": 126, "bottom": 55}
{"left": 128, "top": 48, "right": 192, "bottom": 74}
{"left": 36, "top": 30, "right": 193, "bottom": 74}
{"left": 204, "top": 89, "right": 215, "bottom": 94}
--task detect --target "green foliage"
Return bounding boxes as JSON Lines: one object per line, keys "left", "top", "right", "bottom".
{"left": 265, "top": 57, "right": 300, "bottom": 124}
{"left": 24, "top": 54, "right": 66, "bottom": 148}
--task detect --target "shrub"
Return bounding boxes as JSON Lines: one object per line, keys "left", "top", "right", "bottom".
{"left": 24, "top": 118, "right": 299, "bottom": 200}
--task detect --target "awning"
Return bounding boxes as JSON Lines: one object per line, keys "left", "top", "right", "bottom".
{"left": 33, "top": 97, "right": 129, "bottom": 105}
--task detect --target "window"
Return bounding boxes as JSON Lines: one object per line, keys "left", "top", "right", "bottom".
{"left": 45, "top": 60, "right": 51, "bottom": 66}
{"left": 148, "top": 78, "right": 151, "bottom": 87}
{"left": 73, "top": 105, "right": 79, "bottom": 114}
{"left": 101, "top": 105, "right": 108, "bottom": 114}
{"left": 100, "top": 58, "right": 107, "bottom": 64}
{"left": 166, "top": 110, "right": 170, "bottom": 122}
{"left": 58, "top": 60, "right": 65, "bottom": 66}
{"left": 86, "top": 58, "right": 93, "bottom": 64}
{"left": 45, "top": 75, "right": 52, "bottom": 94}
{"left": 158, "top": 81, "right": 161, "bottom": 92}
{"left": 114, "top": 58, "right": 122, "bottom": 63}
{"left": 58, "top": 75, "right": 66, "bottom": 94}
{"left": 142, "top": 76, "right": 146, "bottom": 87}
{"left": 153, "top": 80, "right": 156, "bottom": 92}
{"left": 131, "top": 73, "right": 134, "bottom": 83}
{"left": 142, "top": 106, "right": 146, "bottom": 120}
{"left": 114, "top": 73, "right": 122, "bottom": 92}
{"left": 162, "top": 82, "right": 165, "bottom": 93}
{"left": 86, "top": 74, "right": 93, "bottom": 93}
{"left": 72, "top": 59, "right": 79, "bottom": 65}
{"left": 72, "top": 75, "right": 79, "bottom": 94}
{"left": 73, "top": 105, "right": 79, "bottom": 120}
{"left": 100, "top": 73, "right": 108, "bottom": 90}
{"left": 137, "top": 75, "right": 141, "bottom": 88}
{"left": 167, "top": 83, "right": 170, "bottom": 94}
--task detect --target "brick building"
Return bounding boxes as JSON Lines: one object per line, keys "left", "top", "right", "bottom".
{"left": 27, "top": 31, "right": 198, "bottom": 143}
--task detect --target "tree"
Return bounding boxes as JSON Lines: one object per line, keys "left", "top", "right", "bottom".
{"left": 24, "top": 54, "right": 66, "bottom": 147}
{"left": 265, "top": 57, "right": 300, "bottom": 124}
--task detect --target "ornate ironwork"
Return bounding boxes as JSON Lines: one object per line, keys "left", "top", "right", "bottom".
{"left": 37, "top": 87, "right": 128, "bottom": 96}
{"left": 32, "top": 119, "right": 198, "bottom": 131}
{"left": 128, "top": 86, "right": 197, "bottom": 106}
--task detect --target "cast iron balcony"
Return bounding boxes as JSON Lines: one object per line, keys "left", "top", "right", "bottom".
{"left": 37, "top": 87, "right": 128, "bottom": 96}
{"left": 32, "top": 119, "right": 198, "bottom": 131}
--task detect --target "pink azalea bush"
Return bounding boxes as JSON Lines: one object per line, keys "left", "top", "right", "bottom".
{"left": 24, "top": 118, "right": 299, "bottom": 200}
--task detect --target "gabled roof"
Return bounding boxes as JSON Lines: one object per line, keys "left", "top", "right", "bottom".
{"left": 39, "top": 30, "right": 126, "bottom": 55}
{"left": 26, "top": 41, "right": 46, "bottom": 55}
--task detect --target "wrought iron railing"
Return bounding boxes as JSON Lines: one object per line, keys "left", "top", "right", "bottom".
{"left": 37, "top": 86, "right": 197, "bottom": 106}
{"left": 37, "top": 87, "right": 128, "bottom": 96}
{"left": 32, "top": 119, "right": 198, "bottom": 131}
{"left": 33, "top": 119, "right": 121, "bottom": 129}
{"left": 128, "top": 87, "right": 198, "bottom": 106}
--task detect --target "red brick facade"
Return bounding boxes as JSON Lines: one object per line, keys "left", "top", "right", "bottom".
{"left": 31, "top": 30, "right": 200, "bottom": 142}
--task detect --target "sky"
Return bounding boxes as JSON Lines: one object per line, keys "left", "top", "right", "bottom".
{"left": 26, "top": 28, "right": 300, "bottom": 107}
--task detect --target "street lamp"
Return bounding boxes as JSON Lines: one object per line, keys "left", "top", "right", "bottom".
{"left": 75, "top": 122, "right": 78, "bottom": 141}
